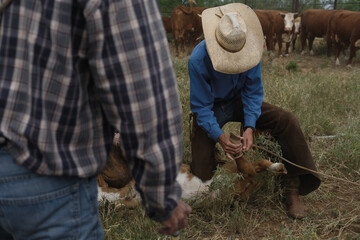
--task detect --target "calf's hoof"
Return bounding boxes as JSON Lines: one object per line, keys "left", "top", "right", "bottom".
{"left": 268, "top": 162, "right": 287, "bottom": 175}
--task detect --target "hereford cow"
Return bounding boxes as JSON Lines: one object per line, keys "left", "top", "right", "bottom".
{"left": 98, "top": 133, "right": 288, "bottom": 207}
{"left": 255, "top": 10, "right": 298, "bottom": 56}
{"left": 171, "top": 5, "right": 207, "bottom": 58}
{"left": 328, "top": 10, "right": 360, "bottom": 66}
{"left": 300, "top": 9, "right": 337, "bottom": 56}
{"left": 278, "top": 11, "right": 298, "bottom": 56}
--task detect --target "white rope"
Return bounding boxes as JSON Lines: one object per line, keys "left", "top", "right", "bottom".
{"left": 310, "top": 134, "right": 360, "bottom": 139}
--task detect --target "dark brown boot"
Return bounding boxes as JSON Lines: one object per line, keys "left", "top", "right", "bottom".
{"left": 282, "top": 176, "right": 305, "bottom": 219}
{"left": 285, "top": 188, "right": 305, "bottom": 219}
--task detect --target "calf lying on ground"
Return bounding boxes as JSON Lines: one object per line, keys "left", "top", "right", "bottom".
{"left": 97, "top": 133, "right": 287, "bottom": 207}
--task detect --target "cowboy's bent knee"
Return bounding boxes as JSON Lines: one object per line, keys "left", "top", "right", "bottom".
{"left": 279, "top": 110, "right": 299, "bottom": 127}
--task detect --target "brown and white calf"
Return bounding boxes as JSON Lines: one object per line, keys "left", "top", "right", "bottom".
{"left": 97, "top": 134, "right": 287, "bottom": 206}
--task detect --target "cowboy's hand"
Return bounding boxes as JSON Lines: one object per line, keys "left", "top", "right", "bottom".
{"left": 218, "top": 133, "right": 243, "bottom": 161}
{"left": 158, "top": 200, "right": 192, "bottom": 236}
{"left": 242, "top": 128, "right": 254, "bottom": 152}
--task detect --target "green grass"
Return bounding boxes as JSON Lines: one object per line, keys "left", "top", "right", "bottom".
{"left": 100, "top": 47, "right": 360, "bottom": 240}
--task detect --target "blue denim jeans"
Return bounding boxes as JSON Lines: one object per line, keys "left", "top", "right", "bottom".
{"left": 0, "top": 149, "right": 104, "bottom": 240}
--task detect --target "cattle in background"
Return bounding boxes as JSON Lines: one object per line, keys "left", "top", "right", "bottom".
{"left": 162, "top": 16, "right": 172, "bottom": 34}
{"left": 171, "top": 5, "right": 207, "bottom": 58}
{"left": 300, "top": 9, "right": 337, "bottom": 56}
{"left": 254, "top": 10, "right": 275, "bottom": 51}
{"left": 255, "top": 10, "right": 298, "bottom": 56}
{"left": 328, "top": 10, "right": 360, "bottom": 66}
{"left": 278, "top": 11, "right": 299, "bottom": 56}
{"left": 271, "top": 10, "right": 298, "bottom": 56}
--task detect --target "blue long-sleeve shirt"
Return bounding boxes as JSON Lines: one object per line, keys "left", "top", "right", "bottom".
{"left": 189, "top": 40, "right": 264, "bottom": 141}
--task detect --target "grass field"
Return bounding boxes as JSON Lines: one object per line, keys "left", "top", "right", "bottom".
{"left": 100, "top": 41, "right": 360, "bottom": 240}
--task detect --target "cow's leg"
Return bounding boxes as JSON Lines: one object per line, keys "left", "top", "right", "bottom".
{"left": 216, "top": 156, "right": 257, "bottom": 200}
{"left": 266, "top": 34, "right": 273, "bottom": 51}
{"left": 326, "top": 34, "right": 332, "bottom": 57}
{"left": 179, "top": 30, "right": 186, "bottom": 58}
{"left": 188, "top": 34, "right": 197, "bottom": 56}
{"left": 300, "top": 30, "right": 307, "bottom": 55}
{"left": 252, "top": 159, "right": 273, "bottom": 173}
{"left": 285, "top": 42, "right": 290, "bottom": 56}
{"left": 234, "top": 155, "right": 256, "bottom": 179}
{"left": 332, "top": 36, "right": 341, "bottom": 65}
{"left": 308, "top": 34, "right": 315, "bottom": 55}
{"left": 97, "top": 174, "right": 109, "bottom": 189}
{"left": 252, "top": 159, "right": 287, "bottom": 175}
{"left": 239, "top": 179, "right": 258, "bottom": 201}
{"left": 229, "top": 133, "right": 257, "bottom": 178}
{"left": 291, "top": 35, "right": 297, "bottom": 53}
{"left": 346, "top": 43, "right": 356, "bottom": 67}
{"left": 277, "top": 34, "right": 283, "bottom": 56}
{"left": 173, "top": 32, "right": 179, "bottom": 57}
{"left": 232, "top": 178, "right": 257, "bottom": 201}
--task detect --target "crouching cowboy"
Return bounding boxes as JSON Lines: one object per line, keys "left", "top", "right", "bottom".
{"left": 188, "top": 3, "right": 321, "bottom": 219}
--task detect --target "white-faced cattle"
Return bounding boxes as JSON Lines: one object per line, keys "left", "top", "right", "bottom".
{"left": 279, "top": 11, "right": 299, "bottom": 55}
{"left": 328, "top": 10, "right": 360, "bottom": 66}
{"left": 255, "top": 10, "right": 298, "bottom": 56}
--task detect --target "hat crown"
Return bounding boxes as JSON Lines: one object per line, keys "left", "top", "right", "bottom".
{"left": 201, "top": 3, "right": 264, "bottom": 74}
{"left": 215, "top": 12, "right": 247, "bottom": 52}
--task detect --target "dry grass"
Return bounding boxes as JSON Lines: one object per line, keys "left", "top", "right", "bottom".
{"left": 100, "top": 40, "right": 360, "bottom": 240}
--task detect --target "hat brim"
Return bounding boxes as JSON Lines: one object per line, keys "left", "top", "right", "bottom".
{"left": 202, "top": 3, "right": 264, "bottom": 74}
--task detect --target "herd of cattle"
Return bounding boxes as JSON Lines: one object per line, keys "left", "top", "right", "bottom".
{"left": 163, "top": 6, "right": 360, "bottom": 66}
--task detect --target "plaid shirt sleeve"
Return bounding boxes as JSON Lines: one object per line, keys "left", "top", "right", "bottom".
{"left": 84, "top": 1, "right": 183, "bottom": 222}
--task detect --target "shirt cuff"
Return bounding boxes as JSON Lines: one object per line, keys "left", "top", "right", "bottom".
{"left": 244, "top": 116, "right": 257, "bottom": 130}
{"left": 209, "top": 127, "right": 224, "bottom": 142}
{"left": 244, "top": 126, "right": 255, "bottom": 131}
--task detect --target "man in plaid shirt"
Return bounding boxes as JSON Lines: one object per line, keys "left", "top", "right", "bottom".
{"left": 0, "top": 0, "right": 191, "bottom": 239}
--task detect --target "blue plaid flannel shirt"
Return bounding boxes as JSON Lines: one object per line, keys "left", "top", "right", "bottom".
{"left": 0, "top": 0, "right": 183, "bottom": 222}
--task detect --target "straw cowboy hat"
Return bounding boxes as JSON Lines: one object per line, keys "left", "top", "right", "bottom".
{"left": 202, "top": 3, "right": 264, "bottom": 74}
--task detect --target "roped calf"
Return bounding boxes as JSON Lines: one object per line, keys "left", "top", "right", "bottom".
{"left": 97, "top": 133, "right": 288, "bottom": 207}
